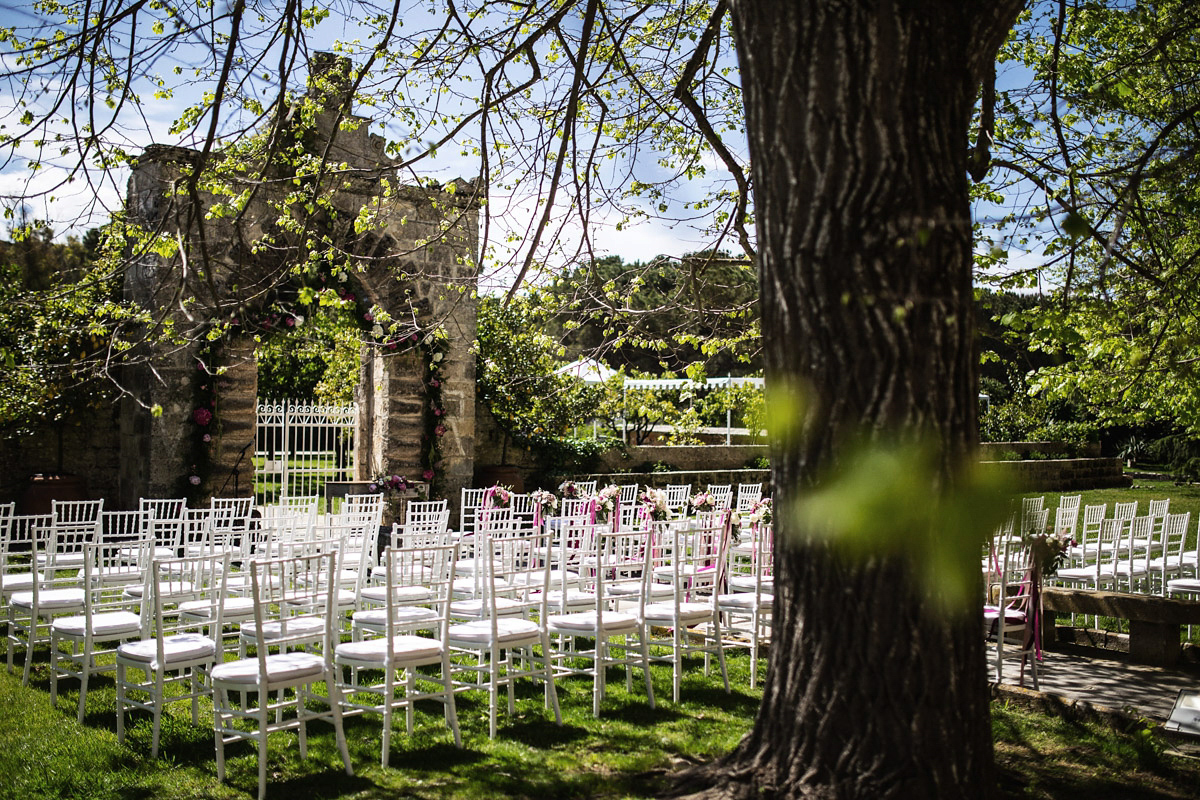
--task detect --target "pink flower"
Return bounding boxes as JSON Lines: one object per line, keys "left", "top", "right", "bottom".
{"left": 410, "top": 333, "right": 419, "bottom": 341}
{"left": 422, "top": 469, "right": 435, "bottom": 481}
{"left": 429, "top": 378, "right": 441, "bottom": 389}
{"left": 202, "top": 433, "right": 212, "bottom": 443}
{"left": 363, "top": 312, "right": 374, "bottom": 322}
{"left": 189, "top": 475, "right": 201, "bottom": 486}
{"left": 434, "top": 423, "right": 447, "bottom": 437}
{"left": 285, "top": 317, "right": 295, "bottom": 327}
{"left": 387, "top": 341, "right": 397, "bottom": 349}
{"left": 193, "top": 408, "right": 213, "bottom": 426}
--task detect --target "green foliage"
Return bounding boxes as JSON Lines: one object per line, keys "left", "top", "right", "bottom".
{"left": 256, "top": 303, "right": 362, "bottom": 404}
{"left": 981, "top": 0, "right": 1200, "bottom": 436}
{"left": 0, "top": 225, "right": 147, "bottom": 436}
{"left": 545, "top": 253, "right": 761, "bottom": 377}
{"left": 979, "top": 392, "right": 1098, "bottom": 445}
{"left": 476, "top": 292, "right": 614, "bottom": 467}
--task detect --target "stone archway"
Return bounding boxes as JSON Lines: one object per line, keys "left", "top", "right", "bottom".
{"left": 119, "top": 54, "right": 479, "bottom": 510}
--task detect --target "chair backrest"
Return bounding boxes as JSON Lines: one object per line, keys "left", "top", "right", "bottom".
{"left": 1126, "top": 515, "right": 1155, "bottom": 572}
{"left": 664, "top": 484, "right": 692, "bottom": 517}
{"left": 1162, "top": 512, "right": 1191, "bottom": 564}
{"left": 707, "top": 485, "right": 734, "bottom": 510}
{"left": 476, "top": 505, "right": 518, "bottom": 536}
{"left": 247, "top": 551, "right": 337, "bottom": 664}
{"left": 1019, "top": 508, "right": 1048, "bottom": 537}
{"left": 727, "top": 520, "right": 774, "bottom": 596}
{"left": 139, "top": 497, "right": 186, "bottom": 520}
{"left": 1093, "top": 518, "right": 1125, "bottom": 573}
{"left": 1021, "top": 496, "right": 1045, "bottom": 515}
{"left": 654, "top": 516, "right": 729, "bottom": 609}
{"left": 141, "top": 552, "right": 230, "bottom": 639}
{"left": 1058, "top": 494, "right": 1082, "bottom": 512}
{"left": 575, "top": 481, "right": 598, "bottom": 496}
{"left": 344, "top": 493, "right": 384, "bottom": 517}
{"left": 1114, "top": 501, "right": 1138, "bottom": 521}
{"left": 181, "top": 507, "right": 234, "bottom": 555}
{"left": 1148, "top": 498, "right": 1170, "bottom": 518}
{"left": 735, "top": 484, "right": 763, "bottom": 513}
{"left": 480, "top": 530, "right": 552, "bottom": 620}
{"left": 459, "top": 488, "right": 488, "bottom": 534}
{"left": 405, "top": 499, "right": 449, "bottom": 522}
{"left": 210, "top": 496, "right": 254, "bottom": 530}
{"left": 381, "top": 543, "right": 458, "bottom": 642}
{"left": 1081, "top": 504, "right": 1106, "bottom": 542}
{"left": 1, "top": 514, "right": 52, "bottom": 598}
{"left": 52, "top": 498, "right": 104, "bottom": 527}
{"left": 618, "top": 484, "right": 640, "bottom": 505}
{"left": 101, "top": 509, "right": 150, "bottom": 542}
{"left": 1054, "top": 505, "right": 1079, "bottom": 539}
{"left": 393, "top": 504, "right": 451, "bottom": 549}
{"left": 82, "top": 540, "right": 146, "bottom": 622}
{"left": 277, "top": 495, "right": 320, "bottom": 518}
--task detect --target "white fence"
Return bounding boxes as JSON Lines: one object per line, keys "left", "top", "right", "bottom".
{"left": 255, "top": 399, "right": 357, "bottom": 506}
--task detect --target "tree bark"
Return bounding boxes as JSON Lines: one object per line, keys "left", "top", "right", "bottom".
{"left": 672, "top": 2, "right": 1025, "bottom": 799}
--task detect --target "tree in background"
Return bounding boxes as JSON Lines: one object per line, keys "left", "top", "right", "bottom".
{"left": 980, "top": 0, "right": 1200, "bottom": 442}
{"left": 476, "top": 292, "right": 613, "bottom": 475}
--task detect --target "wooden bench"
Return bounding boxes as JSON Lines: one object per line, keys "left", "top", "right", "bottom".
{"left": 1041, "top": 587, "right": 1200, "bottom": 668}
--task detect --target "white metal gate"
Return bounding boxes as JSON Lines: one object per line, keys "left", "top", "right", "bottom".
{"left": 255, "top": 399, "right": 357, "bottom": 505}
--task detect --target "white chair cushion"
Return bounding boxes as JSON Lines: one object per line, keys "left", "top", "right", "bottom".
{"left": 717, "top": 592, "right": 773, "bottom": 610}
{"left": 358, "top": 585, "right": 433, "bottom": 605}
{"left": 118, "top": 633, "right": 217, "bottom": 669}
{"left": 448, "top": 618, "right": 540, "bottom": 646}
{"left": 178, "top": 596, "right": 255, "bottom": 620}
{"left": 545, "top": 610, "right": 638, "bottom": 634}
{"left": 542, "top": 589, "right": 596, "bottom": 610}
{"left": 240, "top": 617, "right": 326, "bottom": 642}
{"left": 9, "top": 587, "right": 85, "bottom": 611}
{"left": 52, "top": 610, "right": 143, "bottom": 638}
{"left": 352, "top": 607, "right": 439, "bottom": 630}
{"left": 1, "top": 573, "right": 35, "bottom": 593}
{"left": 449, "top": 597, "right": 525, "bottom": 618}
{"left": 1167, "top": 578, "right": 1200, "bottom": 595}
{"left": 643, "top": 601, "right": 715, "bottom": 625}
{"left": 211, "top": 651, "right": 325, "bottom": 685}
{"left": 728, "top": 575, "right": 773, "bottom": 593}
{"left": 335, "top": 635, "right": 444, "bottom": 665}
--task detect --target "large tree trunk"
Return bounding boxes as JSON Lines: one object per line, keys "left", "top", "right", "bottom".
{"left": 674, "top": 3, "right": 1025, "bottom": 799}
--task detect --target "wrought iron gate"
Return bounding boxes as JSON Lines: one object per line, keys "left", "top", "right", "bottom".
{"left": 255, "top": 399, "right": 357, "bottom": 505}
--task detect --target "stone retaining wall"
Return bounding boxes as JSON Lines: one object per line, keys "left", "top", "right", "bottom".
{"left": 982, "top": 457, "right": 1130, "bottom": 491}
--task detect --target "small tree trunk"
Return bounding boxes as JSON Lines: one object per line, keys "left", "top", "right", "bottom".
{"left": 675, "top": 3, "right": 1025, "bottom": 799}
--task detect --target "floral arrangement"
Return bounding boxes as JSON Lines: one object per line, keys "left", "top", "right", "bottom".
{"left": 369, "top": 473, "right": 412, "bottom": 495}
{"left": 747, "top": 497, "right": 772, "bottom": 526}
{"left": 559, "top": 480, "right": 583, "bottom": 500}
{"left": 483, "top": 484, "right": 513, "bottom": 509}
{"left": 591, "top": 484, "right": 621, "bottom": 523}
{"left": 640, "top": 488, "right": 670, "bottom": 522}
{"left": 530, "top": 488, "right": 558, "bottom": 515}
{"left": 1024, "top": 529, "right": 1074, "bottom": 576}
{"left": 690, "top": 491, "right": 718, "bottom": 514}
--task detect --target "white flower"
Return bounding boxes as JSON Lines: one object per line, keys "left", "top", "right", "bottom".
{"left": 372, "top": 324, "right": 384, "bottom": 337}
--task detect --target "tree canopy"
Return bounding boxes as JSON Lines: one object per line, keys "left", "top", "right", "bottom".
{"left": 980, "top": 0, "right": 1200, "bottom": 436}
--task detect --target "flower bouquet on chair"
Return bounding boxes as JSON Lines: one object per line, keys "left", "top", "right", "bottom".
{"left": 530, "top": 488, "right": 558, "bottom": 527}
{"left": 483, "top": 484, "right": 512, "bottom": 510}
{"left": 689, "top": 491, "right": 717, "bottom": 515}
{"left": 591, "top": 484, "right": 621, "bottom": 524}
{"left": 639, "top": 488, "right": 670, "bottom": 522}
